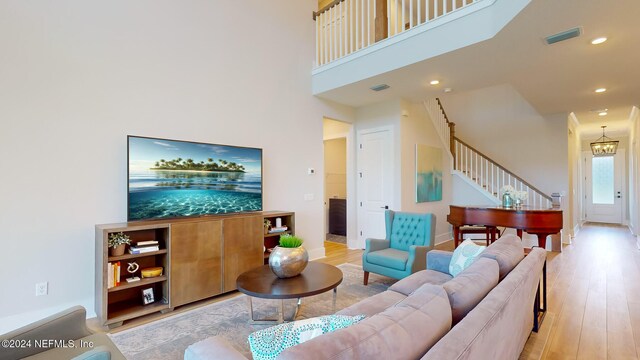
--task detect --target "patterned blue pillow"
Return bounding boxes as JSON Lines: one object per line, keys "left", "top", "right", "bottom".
{"left": 248, "top": 314, "right": 365, "bottom": 360}
{"left": 449, "top": 239, "right": 486, "bottom": 277}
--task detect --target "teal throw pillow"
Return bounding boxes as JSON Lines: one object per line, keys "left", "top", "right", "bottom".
{"left": 248, "top": 314, "right": 365, "bottom": 360}
{"left": 449, "top": 239, "right": 486, "bottom": 277}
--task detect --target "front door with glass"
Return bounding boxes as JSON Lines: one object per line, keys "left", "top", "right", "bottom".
{"left": 584, "top": 150, "right": 625, "bottom": 224}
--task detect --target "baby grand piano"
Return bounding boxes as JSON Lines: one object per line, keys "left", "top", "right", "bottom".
{"left": 447, "top": 205, "right": 563, "bottom": 251}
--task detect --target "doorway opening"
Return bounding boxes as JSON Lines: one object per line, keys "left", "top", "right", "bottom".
{"left": 323, "top": 118, "right": 354, "bottom": 250}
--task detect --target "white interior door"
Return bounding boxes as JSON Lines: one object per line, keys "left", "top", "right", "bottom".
{"left": 584, "top": 150, "right": 624, "bottom": 224}
{"left": 357, "top": 127, "right": 394, "bottom": 248}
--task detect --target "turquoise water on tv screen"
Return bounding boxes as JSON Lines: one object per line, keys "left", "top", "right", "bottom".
{"left": 128, "top": 137, "right": 263, "bottom": 220}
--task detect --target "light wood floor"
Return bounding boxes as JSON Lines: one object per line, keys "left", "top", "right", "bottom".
{"left": 105, "top": 226, "right": 640, "bottom": 360}
{"left": 325, "top": 224, "right": 640, "bottom": 360}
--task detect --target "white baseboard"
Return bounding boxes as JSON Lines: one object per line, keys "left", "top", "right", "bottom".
{"left": 308, "top": 246, "right": 326, "bottom": 261}
{"left": 435, "top": 232, "right": 453, "bottom": 246}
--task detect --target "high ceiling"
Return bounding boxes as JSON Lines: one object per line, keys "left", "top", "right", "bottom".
{"left": 316, "top": 0, "right": 640, "bottom": 137}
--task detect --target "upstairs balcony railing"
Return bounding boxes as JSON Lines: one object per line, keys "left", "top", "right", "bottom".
{"left": 314, "top": 0, "right": 481, "bottom": 67}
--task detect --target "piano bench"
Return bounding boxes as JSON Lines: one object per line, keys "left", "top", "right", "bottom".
{"left": 456, "top": 226, "right": 499, "bottom": 247}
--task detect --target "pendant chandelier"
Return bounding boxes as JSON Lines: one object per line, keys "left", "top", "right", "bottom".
{"left": 590, "top": 125, "right": 618, "bottom": 157}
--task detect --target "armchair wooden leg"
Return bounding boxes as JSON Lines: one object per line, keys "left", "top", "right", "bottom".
{"left": 364, "top": 271, "right": 369, "bottom": 286}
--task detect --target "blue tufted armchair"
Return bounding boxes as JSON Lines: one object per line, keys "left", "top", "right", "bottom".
{"left": 363, "top": 210, "right": 436, "bottom": 285}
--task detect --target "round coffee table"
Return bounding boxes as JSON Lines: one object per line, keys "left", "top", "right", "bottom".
{"left": 236, "top": 262, "right": 343, "bottom": 324}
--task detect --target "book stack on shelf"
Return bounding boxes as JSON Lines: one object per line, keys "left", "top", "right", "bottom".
{"left": 268, "top": 226, "right": 288, "bottom": 234}
{"left": 107, "top": 262, "right": 121, "bottom": 289}
{"left": 129, "top": 240, "right": 159, "bottom": 254}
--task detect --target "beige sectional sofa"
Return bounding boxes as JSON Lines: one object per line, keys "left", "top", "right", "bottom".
{"left": 186, "top": 234, "right": 546, "bottom": 360}
{"left": 0, "top": 306, "right": 126, "bottom": 360}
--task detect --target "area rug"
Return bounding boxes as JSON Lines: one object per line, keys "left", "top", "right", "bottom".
{"left": 109, "top": 263, "right": 393, "bottom": 360}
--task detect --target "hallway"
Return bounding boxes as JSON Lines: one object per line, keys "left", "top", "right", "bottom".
{"left": 532, "top": 223, "right": 640, "bottom": 359}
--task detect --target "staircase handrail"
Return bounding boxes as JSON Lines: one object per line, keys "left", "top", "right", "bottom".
{"left": 454, "top": 136, "right": 552, "bottom": 201}
{"left": 436, "top": 98, "right": 457, "bottom": 160}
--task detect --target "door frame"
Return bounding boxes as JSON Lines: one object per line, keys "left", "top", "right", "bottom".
{"left": 582, "top": 150, "right": 626, "bottom": 225}
{"left": 322, "top": 119, "right": 358, "bottom": 250}
{"left": 356, "top": 125, "right": 396, "bottom": 249}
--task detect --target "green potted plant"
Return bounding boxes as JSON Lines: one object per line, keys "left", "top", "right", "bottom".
{"left": 263, "top": 219, "right": 272, "bottom": 235}
{"left": 108, "top": 232, "right": 131, "bottom": 256}
{"left": 268, "top": 234, "right": 308, "bottom": 278}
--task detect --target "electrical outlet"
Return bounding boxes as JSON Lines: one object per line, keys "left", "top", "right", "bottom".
{"left": 304, "top": 193, "right": 314, "bottom": 201}
{"left": 35, "top": 282, "right": 48, "bottom": 296}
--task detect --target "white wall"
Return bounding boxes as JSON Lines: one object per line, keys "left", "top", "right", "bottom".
{"left": 628, "top": 107, "right": 640, "bottom": 237}
{"left": 567, "top": 114, "right": 582, "bottom": 238}
{"left": 0, "top": 0, "right": 355, "bottom": 332}
{"left": 399, "top": 101, "right": 454, "bottom": 245}
{"left": 440, "top": 84, "right": 569, "bottom": 197}
{"left": 324, "top": 138, "right": 347, "bottom": 199}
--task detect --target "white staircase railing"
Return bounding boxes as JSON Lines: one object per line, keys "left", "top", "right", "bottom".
{"left": 424, "top": 98, "right": 453, "bottom": 158}
{"left": 454, "top": 138, "right": 552, "bottom": 208}
{"left": 314, "top": 0, "right": 482, "bottom": 67}
{"left": 424, "top": 98, "right": 553, "bottom": 209}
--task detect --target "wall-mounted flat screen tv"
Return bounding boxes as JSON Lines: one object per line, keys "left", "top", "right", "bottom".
{"left": 128, "top": 136, "right": 262, "bottom": 221}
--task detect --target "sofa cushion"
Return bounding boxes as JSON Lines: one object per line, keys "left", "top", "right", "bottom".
{"left": 366, "top": 248, "right": 408, "bottom": 271}
{"left": 248, "top": 314, "right": 365, "bottom": 360}
{"left": 337, "top": 289, "right": 407, "bottom": 317}
{"left": 480, "top": 234, "right": 524, "bottom": 280}
{"left": 449, "top": 239, "right": 485, "bottom": 277}
{"left": 389, "top": 269, "right": 453, "bottom": 296}
{"left": 443, "top": 257, "right": 499, "bottom": 325}
{"left": 278, "top": 284, "right": 452, "bottom": 360}
{"left": 185, "top": 336, "right": 247, "bottom": 360}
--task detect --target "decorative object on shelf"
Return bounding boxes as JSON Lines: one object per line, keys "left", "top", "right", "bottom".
{"left": 501, "top": 185, "right": 515, "bottom": 208}
{"left": 108, "top": 232, "right": 131, "bottom": 256}
{"left": 126, "top": 262, "right": 141, "bottom": 283}
{"left": 416, "top": 144, "right": 443, "bottom": 203}
{"left": 590, "top": 125, "right": 619, "bottom": 156}
{"left": 275, "top": 217, "right": 282, "bottom": 228}
{"left": 268, "top": 226, "right": 288, "bottom": 234}
{"left": 142, "top": 288, "right": 155, "bottom": 305}
{"left": 141, "top": 267, "right": 163, "bottom": 278}
{"left": 514, "top": 190, "right": 528, "bottom": 209}
{"left": 501, "top": 186, "right": 528, "bottom": 209}
{"left": 263, "top": 219, "right": 271, "bottom": 235}
{"left": 269, "top": 234, "right": 308, "bottom": 278}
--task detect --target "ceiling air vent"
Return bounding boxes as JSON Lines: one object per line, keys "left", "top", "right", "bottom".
{"left": 370, "top": 84, "right": 390, "bottom": 92}
{"left": 545, "top": 27, "right": 582, "bottom": 45}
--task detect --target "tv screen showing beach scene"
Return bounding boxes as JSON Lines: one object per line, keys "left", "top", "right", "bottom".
{"left": 128, "top": 136, "right": 262, "bottom": 221}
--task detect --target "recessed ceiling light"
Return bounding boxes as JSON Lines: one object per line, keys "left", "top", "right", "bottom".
{"left": 595, "top": 88, "right": 607, "bottom": 93}
{"left": 599, "top": 111, "right": 608, "bottom": 116}
{"left": 430, "top": 80, "right": 440, "bottom": 86}
{"left": 444, "top": 88, "right": 452, "bottom": 93}
{"left": 591, "top": 37, "right": 608, "bottom": 45}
